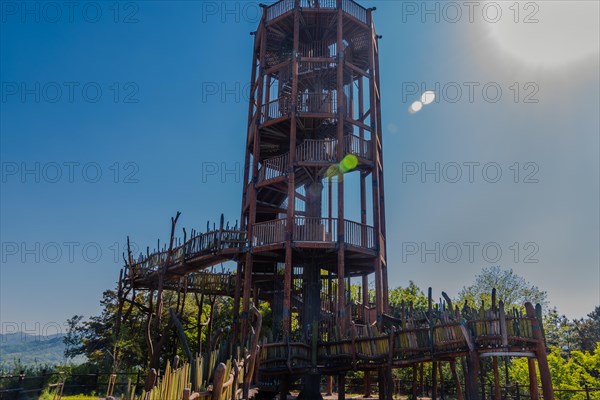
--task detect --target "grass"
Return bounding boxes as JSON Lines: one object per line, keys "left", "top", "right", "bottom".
{"left": 39, "top": 390, "right": 100, "bottom": 400}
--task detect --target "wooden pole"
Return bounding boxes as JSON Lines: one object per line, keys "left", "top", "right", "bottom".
{"left": 459, "top": 323, "right": 481, "bottom": 400}
{"left": 420, "top": 362, "right": 425, "bottom": 397}
{"left": 365, "top": 371, "right": 372, "bottom": 398}
{"left": 412, "top": 364, "right": 419, "bottom": 400}
{"left": 211, "top": 363, "right": 227, "bottom": 400}
{"left": 450, "top": 360, "right": 464, "bottom": 400}
{"left": 439, "top": 361, "right": 445, "bottom": 400}
{"left": 338, "top": 374, "right": 346, "bottom": 400}
{"left": 335, "top": 0, "right": 347, "bottom": 334}
{"left": 525, "top": 302, "right": 554, "bottom": 400}
{"left": 242, "top": 5, "right": 267, "bottom": 342}
{"left": 492, "top": 357, "right": 501, "bottom": 400}
{"left": 527, "top": 358, "right": 540, "bottom": 400}
{"left": 432, "top": 361, "right": 438, "bottom": 400}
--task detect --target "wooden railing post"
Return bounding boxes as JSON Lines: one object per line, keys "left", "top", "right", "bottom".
{"left": 211, "top": 363, "right": 226, "bottom": 400}
{"left": 585, "top": 385, "right": 591, "bottom": 400}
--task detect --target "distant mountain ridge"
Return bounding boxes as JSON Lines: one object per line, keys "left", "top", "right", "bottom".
{"left": 0, "top": 332, "right": 68, "bottom": 369}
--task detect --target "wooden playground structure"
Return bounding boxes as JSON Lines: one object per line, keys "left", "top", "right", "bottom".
{"left": 114, "top": 1, "right": 556, "bottom": 398}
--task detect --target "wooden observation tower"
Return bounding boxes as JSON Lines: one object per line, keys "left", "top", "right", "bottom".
{"left": 237, "top": 1, "right": 385, "bottom": 396}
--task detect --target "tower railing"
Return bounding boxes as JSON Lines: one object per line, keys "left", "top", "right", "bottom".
{"left": 293, "top": 216, "right": 336, "bottom": 242}
{"left": 261, "top": 96, "right": 291, "bottom": 123}
{"left": 260, "top": 92, "right": 337, "bottom": 123}
{"left": 297, "top": 92, "right": 337, "bottom": 114}
{"left": 252, "top": 218, "right": 287, "bottom": 246}
{"left": 266, "top": 0, "right": 295, "bottom": 21}
{"left": 255, "top": 135, "right": 372, "bottom": 184}
{"left": 296, "top": 139, "right": 337, "bottom": 164}
{"left": 266, "top": 0, "right": 368, "bottom": 24}
{"left": 300, "top": 0, "right": 337, "bottom": 9}
{"left": 258, "top": 153, "right": 289, "bottom": 182}
{"left": 344, "top": 219, "right": 375, "bottom": 248}
{"left": 298, "top": 41, "right": 337, "bottom": 58}
{"left": 344, "top": 134, "right": 372, "bottom": 160}
{"left": 298, "top": 60, "right": 337, "bottom": 75}
{"left": 342, "top": 0, "right": 368, "bottom": 24}
{"left": 252, "top": 217, "right": 375, "bottom": 249}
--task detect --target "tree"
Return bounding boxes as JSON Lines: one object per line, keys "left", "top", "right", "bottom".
{"left": 458, "top": 266, "right": 547, "bottom": 309}
{"left": 544, "top": 307, "right": 574, "bottom": 354}
{"left": 63, "top": 315, "right": 84, "bottom": 361}
{"left": 509, "top": 343, "right": 600, "bottom": 397}
{"left": 573, "top": 306, "right": 600, "bottom": 352}
{"left": 388, "top": 281, "right": 428, "bottom": 316}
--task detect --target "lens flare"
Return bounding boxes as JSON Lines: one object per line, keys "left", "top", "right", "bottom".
{"left": 340, "top": 154, "right": 359, "bottom": 173}
{"left": 421, "top": 91, "right": 436, "bottom": 105}
{"left": 324, "top": 154, "right": 359, "bottom": 181}
{"left": 408, "top": 101, "right": 423, "bottom": 114}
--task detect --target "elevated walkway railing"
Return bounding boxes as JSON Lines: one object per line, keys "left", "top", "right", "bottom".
{"left": 128, "top": 230, "right": 247, "bottom": 280}
{"left": 259, "top": 298, "right": 543, "bottom": 374}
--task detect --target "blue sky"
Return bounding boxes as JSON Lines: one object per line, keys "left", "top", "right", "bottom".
{"left": 1, "top": 0, "right": 598, "bottom": 336}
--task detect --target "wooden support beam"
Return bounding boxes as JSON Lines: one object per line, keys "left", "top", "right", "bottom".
{"left": 432, "top": 361, "right": 438, "bottom": 400}
{"left": 336, "top": 0, "right": 347, "bottom": 334}
{"left": 450, "top": 360, "right": 464, "bottom": 400}
{"left": 460, "top": 322, "right": 481, "bottom": 400}
{"left": 525, "top": 302, "right": 555, "bottom": 400}
{"left": 412, "top": 364, "right": 419, "bottom": 400}
{"left": 492, "top": 357, "right": 501, "bottom": 400}
{"left": 528, "top": 358, "right": 540, "bottom": 400}
{"left": 338, "top": 374, "right": 346, "bottom": 400}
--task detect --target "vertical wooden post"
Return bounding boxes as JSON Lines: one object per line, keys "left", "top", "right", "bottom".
{"left": 237, "top": 6, "right": 260, "bottom": 346}
{"left": 420, "top": 362, "right": 425, "bottom": 397}
{"left": 412, "top": 364, "right": 419, "bottom": 400}
{"left": 525, "top": 302, "right": 554, "bottom": 400}
{"left": 242, "top": 6, "right": 267, "bottom": 343}
{"left": 367, "top": 7, "right": 384, "bottom": 318}
{"left": 334, "top": 0, "right": 347, "bottom": 335}
{"left": 459, "top": 323, "right": 481, "bottom": 400}
{"left": 439, "top": 361, "right": 445, "bottom": 400}
{"left": 338, "top": 374, "right": 346, "bottom": 400}
{"left": 527, "top": 358, "right": 540, "bottom": 400}
{"left": 432, "top": 361, "right": 438, "bottom": 400}
{"left": 144, "top": 369, "right": 157, "bottom": 392}
{"left": 283, "top": 0, "right": 301, "bottom": 339}
{"left": 480, "top": 361, "right": 486, "bottom": 400}
{"left": 211, "top": 363, "right": 227, "bottom": 400}
{"left": 585, "top": 385, "right": 591, "bottom": 400}
{"left": 492, "top": 357, "right": 501, "bottom": 400}
{"left": 450, "top": 360, "right": 464, "bottom": 400}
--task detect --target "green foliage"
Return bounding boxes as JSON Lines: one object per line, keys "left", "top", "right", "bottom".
{"left": 509, "top": 344, "right": 600, "bottom": 399}
{"left": 388, "top": 281, "right": 428, "bottom": 314}
{"left": 64, "top": 315, "right": 84, "bottom": 360}
{"left": 544, "top": 307, "right": 574, "bottom": 354}
{"left": 458, "top": 266, "right": 547, "bottom": 309}
{"left": 572, "top": 306, "right": 600, "bottom": 352}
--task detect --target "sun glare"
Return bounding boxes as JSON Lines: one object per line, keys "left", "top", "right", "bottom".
{"left": 483, "top": 0, "right": 599, "bottom": 68}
